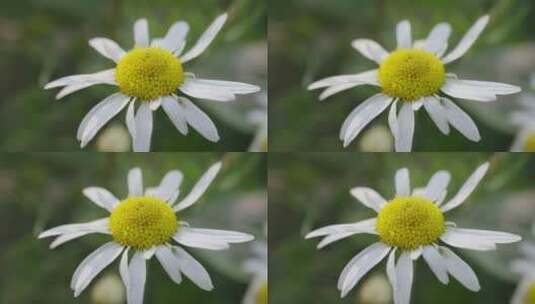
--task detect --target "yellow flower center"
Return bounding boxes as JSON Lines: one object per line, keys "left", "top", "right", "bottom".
{"left": 115, "top": 47, "right": 184, "bottom": 101}
{"left": 522, "top": 133, "right": 535, "bottom": 152}
{"left": 376, "top": 196, "right": 445, "bottom": 250}
{"left": 256, "top": 282, "right": 268, "bottom": 304}
{"left": 109, "top": 196, "right": 178, "bottom": 250}
{"left": 378, "top": 49, "right": 445, "bottom": 101}
{"left": 526, "top": 282, "right": 535, "bottom": 304}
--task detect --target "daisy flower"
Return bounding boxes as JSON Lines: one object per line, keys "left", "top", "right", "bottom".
{"left": 44, "top": 14, "right": 260, "bottom": 151}
{"left": 510, "top": 94, "right": 535, "bottom": 152}
{"left": 38, "top": 162, "right": 255, "bottom": 303}
{"left": 305, "top": 162, "right": 521, "bottom": 302}
{"left": 511, "top": 226, "right": 535, "bottom": 304}
{"left": 242, "top": 241, "right": 268, "bottom": 304}
{"left": 308, "top": 15, "right": 521, "bottom": 151}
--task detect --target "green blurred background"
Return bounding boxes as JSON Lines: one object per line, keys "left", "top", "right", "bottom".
{"left": 0, "top": 152, "right": 266, "bottom": 303}
{"left": 0, "top": 0, "right": 266, "bottom": 151}
{"left": 269, "top": 152, "right": 535, "bottom": 303}
{"left": 269, "top": 0, "right": 535, "bottom": 151}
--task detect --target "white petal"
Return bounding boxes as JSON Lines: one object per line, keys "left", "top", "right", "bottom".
{"left": 45, "top": 69, "right": 116, "bottom": 89}
{"left": 423, "top": 96, "right": 450, "bottom": 135}
{"left": 180, "top": 13, "right": 227, "bottom": 63}
{"left": 441, "top": 98, "right": 481, "bottom": 142}
{"left": 396, "top": 20, "right": 412, "bottom": 49}
{"left": 77, "top": 93, "right": 130, "bottom": 148}
{"left": 395, "top": 167, "right": 410, "bottom": 196}
{"left": 131, "top": 102, "right": 153, "bottom": 152}
{"left": 411, "top": 99, "right": 424, "bottom": 111}
{"left": 342, "top": 94, "right": 392, "bottom": 147}
{"left": 338, "top": 242, "right": 391, "bottom": 297}
{"left": 89, "top": 38, "right": 125, "bottom": 62}
{"left": 150, "top": 98, "right": 161, "bottom": 111}
{"left": 422, "top": 246, "right": 449, "bottom": 284}
{"left": 134, "top": 18, "right": 149, "bottom": 47}
{"left": 396, "top": 103, "right": 414, "bottom": 152}
{"left": 349, "top": 187, "right": 386, "bottom": 212}
{"left": 308, "top": 70, "right": 378, "bottom": 90}
{"left": 410, "top": 247, "right": 423, "bottom": 260}
{"left": 82, "top": 187, "right": 119, "bottom": 211}
{"left": 162, "top": 96, "right": 188, "bottom": 135}
{"left": 306, "top": 218, "right": 377, "bottom": 249}
{"left": 442, "top": 15, "right": 489, "bottom": 64}
{"left": 442, "top": 78, "right": 521, "bottom": 102}
{"left": 39, "top": 218, "right": 109, "bottom": 238}
{"left": 386, "top": 250, "right": 399, "bottom": 304}
{"left": 424, "top": 171, "right": 451, "bottom": 202}
{"left": 71, "top": 242, "right": 123, "bottom": 297}
{"left": 441, "top": 246, "right": 480, "bottom": 291}
{"left": 388, "top": 101, "right": 399, "bottom": 142}
{"left": 350, "top": 39, "right": 389, "bottom": 63}
{"left": 173, "top": 227, "right": 253, "bottom": 250}
{"left": 155, "top": 246, "right": 182, "bottom": 284}
{"left": 441, "top": 162, "right": 489, "bottom": 212}
{"left": 55, "top": 83, "right": 97, "bottom": 100}
{"left": 173, "top": 162, "right": 222, "bottom": 211}
{"left": 180, "top": 78, "right": 259, "bottom": 102}
{"left": 424, "top": 23, "right": 451, "bottom": 54}
{"left": 50, "top": 232, "right": 96, "bottom": 249}
{"left": 319, "top": 83, "right": 364, "bottom": 101}
{"left": 441, "top": 227, "right": 521, "bottom": 251}
{"left": 127, "top": 251, "right": 147, "bottom": 304}
{"left": 128, "top": 167, "right": 143, "bottom": 196}
{"left": 395, "top": 252, "right": 413, "bottom": 304}
{"left": 178, "top": 97, "right": 220, "bottom": 142}
{"left": 173, "top": 246, "right": 214, "bottom": 290}
{"left": 158, "top": 21, "right": 189, "bottom": 53}
{"left": 126, "top": 101, "right": 136, "bottom": 140}
{"left": 119, "top": 248, "right": 130, "bottom": 289}
{"left": 146, "top": 170, "right": 183, "bottom": 203}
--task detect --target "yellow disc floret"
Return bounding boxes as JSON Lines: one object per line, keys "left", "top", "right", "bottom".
{"left": 115, "top": 47, "right": 184, "bottom": 101}
{"left": 109, "top": 196, "right": 178, "bottom": 250}
{"left": 378, "top": 49, "right": 445, "bottom": 101}
{"left": 523, "top": 133, "right": 535, "bottom": 152}
{"left": 376, "top": 196, "right": 445, "bottom": 250}
{"left": 256, "top": 282, "right": 268, "bottom": 304}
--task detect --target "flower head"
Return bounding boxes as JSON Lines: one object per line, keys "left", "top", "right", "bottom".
{"left": 44, "top": 14, "right": 260, "bottom": 151}
{"left": 308, "top": 16, "right": 521, "bottom": 151}
{"left": 306, "top": 163, "right": 521, "bottom": 301}
{"left": 38, "top": 162, "right": 254, "bottom": 303}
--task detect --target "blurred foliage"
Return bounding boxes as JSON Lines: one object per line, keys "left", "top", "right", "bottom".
{"left": 0, "top": 152, "right": 266, "bottom": 303}
{"left": 0, "top": 0, "right": 266, "bottom": 151}
{"left": 269, "top": 152, "right": 535, "bottom": 304}
{"left": 269, "top": 0, "right": 535, "bottom": 151}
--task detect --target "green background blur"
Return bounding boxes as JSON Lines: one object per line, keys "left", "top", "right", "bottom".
{"left": 0, "top": 0, "right": 266, "bottom": 151}
{"left": 269, "top": 0, "right": 535, "bottom": 151}
{"left": 269, "top": 153, "right": 535, "bottom": 304}
{"left": 0, "top": 152, "right": 266, "bottom": 303}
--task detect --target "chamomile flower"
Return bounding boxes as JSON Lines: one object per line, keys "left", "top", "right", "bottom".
{"left": 305, "top": 163, "right": 521, "bottom": 302}
{"left": 511, "top": 227, "right": 535, "bottom": 304}
{"left": 38, "top": 162, "right": 254, "bottom": 303}
{"left": 510, "top": 94, "right": 535, "bottom": 152}
{"left": 308, "top": 16, "right": 521, "bottom": 151}
{"left": 44, "top": 14, "right": 260, "bottom": 151}
{"left": 242, "top": 241, "right": 268, "bottom": 304}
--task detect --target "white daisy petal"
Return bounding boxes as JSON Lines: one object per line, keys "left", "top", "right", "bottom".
{"left": 55, "top": 83, "right": 97, "bottom": 100}
{"left": 159, "top": 21, "right": 189, "bottom": 53}
{"left": 410, "top": 247, "right": 423, "bottom": 260}
{"left": 396, "top": 20, "right": 412, "bottom": 49}
{"left": 338, "top": 242, "right": 391, "bottom": 297}
{"left": 396, "top": 252, "right": 413, "bottom": 304}
{"left": 89, "top": 38, "right": 125, "bottom": 62}
{"left": 173, "top": 161, "right": 222, "bottom": 212}
{"left": 180, "top": 13, "right": 227, "bottom": 63}
{"left": 173, "top": 246, "right": 214, "bottom": 291}
{"left": 422, "top": 246, "right": 449, "bottom": 284}
{"left": 45, "top": 69, "right": 116, "bottom": 90}
{"left": 39, "top": 218, "right": 110, "bottom": 238}
{"left": 162, "top": 96, "right": 188, "bottom": 135}
{"left": 350, "top": 39, "right": 389, "bottom": 64}
{"left": 424, "top": 23, "right": 451, "bottom": 54}
{"left": 441, "top": 162, "right": 489, "bottom": 212}
{"left": 50, "top": 232, "right": 96, "bottom": 249}
{"left": 396, "top": 103, "right": 414, "bottom": 152}
{"left": 441, "top": 98, "right": 481, "bottom": 142}
{"left": 341, "top": 93, "right": 393, "bottom": 147}
{"left": 71, "top": 242, "right": 123, "bottom": 297}
{"left": 395, "top": 167, "right": 410, "bottom": 196}
{"left": 127, "top": 251, "right": 147, "bottom": 304}
{"left": 180, "top": 78, "right": 259, "bottom": 102}
{"left": 349, "top": 187, "right": 387, "bottom": 212}
{"left": 155, "top": 246, "right": 182, "bottom": 284}
{"left": 128, "top": 167, "right": 143, "bottom": 196}
{"left": 441, "top": 246, "right": 481, "bottom": 291}
{"left": 146, "top": 170, "right": 183, "bottom": 203}
{"left": 442, "top": 15, "right": 489, "bottom": 64}
{"left": 134, "top": 18, "right": 149, "bottom": 47}
{"left": 82, "top": 187, "right": 119, "bottom": 212}
{"left": 178, "top": 97, "right": 220, "bottom": 142}
{"left": 441, "top": 227, "right": 521, "bottom": 251}
{"left": 149, "top": 98, "right": 161, "bottom": 111}
{"left": 77, "top": 93, "right": 130, "bottom": 148}
{"left": 388, "top": 100, "right": 399, "bottom": 143}
{"left": 319, "top": 83, "right": 364, "bottom": 101}
{"left": 424, "top": 171, "right": 451, "bottom": 202}
{"left": 132, "top": 102, "right": 153, "bottom": 152}
{"left": 119, "top": 248, "right": 130, "bottom": 289}
{"left": 173, "top": 227, "right": 253, "bottom": 250}
{"left": 411, "top": 99, "right": 424, "bottom": 111}
{"left": 308, "top": 70, "right": 379, "bottom": 90}
{"left": 442, "top": 78, "right": 521, "bottom": 102}
{"left": 306, "top": 219, "right": 377, "bottom": 249}
{"left": 386, "top": 250, "right": 399, "bottom": 304}
{"left": 423, "top": 96, "right": 450, "bottom": 135}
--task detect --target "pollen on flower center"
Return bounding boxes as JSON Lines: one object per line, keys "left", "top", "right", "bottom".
{"left": 376, "top": 196, "right": 445, "bottom": 250}
{"left": 109, "top": 196, "right": 178, "bottom": 250}
{"left": 115, "top": 47, "right": 184, "bottom": 101}
{"left": 378, "top": 49, "right": 445, "bottom": 101}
